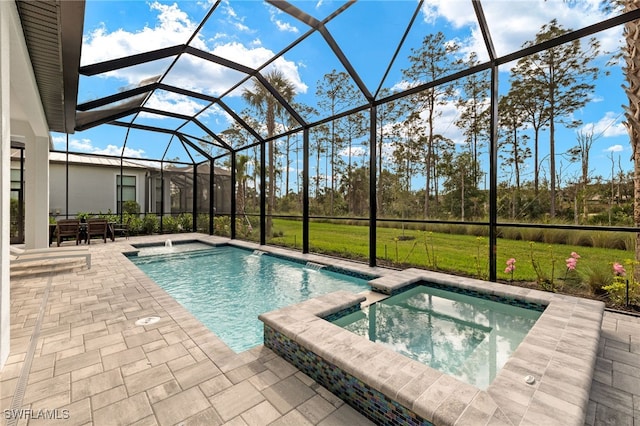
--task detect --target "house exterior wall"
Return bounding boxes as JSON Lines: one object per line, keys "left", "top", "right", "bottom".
{"left": 2, "top": 0, "right": 52, "bottom": 369}
{"left": 50, "top": 162, "right": 147, "bottom": 216}
{"left": 0, "top": 0, "right": 12, "bottom": 370}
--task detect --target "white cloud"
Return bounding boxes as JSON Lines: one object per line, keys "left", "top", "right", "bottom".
{"left": 605, "top": 144, "right": 624, "bottom": 152}
{"left": 233, "top": 22, "right": 250, "bottom": 32}
{"left": 582, "top": 111, "right": 627, "bottom": 138}
{"left": 421, "top": 0, "right": 476, "bottom": 28}
{"left": 144, "top": 91, "right": 208, "bottom": 117}
{"left": 338, "top": 146, "right": 368, "bottom": 158}
{"left": 268, "top": 5, "right": 299, "bottom": 33}
{"left": 220, "top": 0, "right": 252, "bottom": 34}
{"left": 274, "top": 20, "right": 299, "bottom": 33}
{"left": 70, "top": 138, "right": 97, "bottom": 152}
{"left": 81, "top": 2, "right": 307, "bottom": 104}
{"left": 81, "top": 2, "right": 201, "bottom": 66}
{"left": 51, "top": 134, "right": 67, "bottom": 149}
{"left": 222, "top": 1, "right": 237, "bottom": 19}
{"left": 94, "top": 144, "right": 145, "bottom": 158}
{"left": 265, "top": 58, "right": 309, "bottom": 95}
{"left": 418, "top": 100, "right": 464, "bottom": 144}
{"left": 53, "top": 136, "right": 145, "bottom": 158}
{"left": 197, "top": 0, "right": 216, "bottom": 9}
{"left": 422, "top": 0, "right": 619, "bottom": 61}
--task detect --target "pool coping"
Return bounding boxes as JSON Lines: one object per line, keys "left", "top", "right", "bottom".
{"left": 259, "top": 267, "right": 605, "bottom": 425}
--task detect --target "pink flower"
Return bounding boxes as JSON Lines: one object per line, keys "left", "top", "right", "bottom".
{"left": 566, "top": 257, "right": 577, "bottom": 271}
{"left": 505, "top": 258, "right": 515, "bottom": 276}
{"left": 613, "top": 262, "right": 626, "bottom": 276}
{"left": 570, "top": 252, "right": 580, "bottom": 259}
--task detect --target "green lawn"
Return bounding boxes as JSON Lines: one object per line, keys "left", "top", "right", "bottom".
{"left": 266, "top": 218, "right": 631, "bottom": 287}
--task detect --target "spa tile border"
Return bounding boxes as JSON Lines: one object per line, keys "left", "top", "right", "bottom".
{"left": 259, "top": 269, "right": 605, "bottom": 426}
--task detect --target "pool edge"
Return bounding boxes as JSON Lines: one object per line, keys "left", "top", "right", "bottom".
{"left": 259, "top": 270, "right": 604, "bottom": 426}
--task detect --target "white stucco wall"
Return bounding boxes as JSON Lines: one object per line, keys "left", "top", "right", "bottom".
{"left": 50, "top": 162, "right": 148, "bottom": 216}
{"left": 0, "top": 0, "right": 12, "bottom": 370}
{"left": 1, "top": 0, "right": 50, "bottom": 369}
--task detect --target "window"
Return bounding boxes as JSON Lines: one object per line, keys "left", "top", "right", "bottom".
{"left": 117, "top": 175, "right": 136, "bottom": 213}
{"left": 10, "top": 169, "right": 22, "bottom": 199}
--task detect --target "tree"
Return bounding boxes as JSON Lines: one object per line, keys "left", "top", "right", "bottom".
{"left": 242, "top": 70, "right": 296, "bottom": 238}
{"left": 340, "top": 166, "right": 369, "bottom": 216}
{"left": 310, "top": 124, "right": 329, "bottom": 204}
{"left": 514, "top": 19, "right": 600, "bottom": 218}
{"left": 235, "top": 154, "right": 250, "bottom": 216}
{"left": 509, "top": 65, "right": 550, "bottom": 196}
{"left": 282, "top": 103, "right": 315, "bottom": 198}
{"left": 618, "top": 0, "right": 640, "bottom": 279}
{"left": 567, "top": 127, "right": 596, "bottom": 222}
{"left": 376, "top": 88, "right": 403, "bottom": 216}
{"left": 402, "top": 32, "right": 462, "bottom": 217}
{"left": 498, "top": 94, "right": 532, "bottom": 194}
{"left": 441, "top": 151, "right": 484, "bottom": 220}
{"left": 316, "top": 70, "right": 360, "bottom": 215}
{"left": 455, "top": 53, "right": 490, "bottom": 187}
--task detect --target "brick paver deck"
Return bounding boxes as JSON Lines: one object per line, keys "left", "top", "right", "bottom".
{"left": 1, "top": 233, "right": 638, "bottom": 425}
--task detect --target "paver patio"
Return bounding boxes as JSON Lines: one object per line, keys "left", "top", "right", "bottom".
{"left": 1, "top": 233, "right": 638, "bottom": 425}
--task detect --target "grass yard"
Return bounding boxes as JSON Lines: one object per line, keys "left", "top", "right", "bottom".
{"left": 267, "top": 218, "right": 632, "bottom": 290}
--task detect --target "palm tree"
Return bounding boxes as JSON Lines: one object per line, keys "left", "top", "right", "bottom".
{"left": 235, "top": 154, "right": 250, "bottom": 216}
{"left": 242, "top": 70, "right": 296, "bottom": 239}
{"left": 620, "top": 1, "right": 640, "bottom": 279}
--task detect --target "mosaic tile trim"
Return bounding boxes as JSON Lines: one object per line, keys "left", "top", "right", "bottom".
{"left": 131, "top": 240, "right": 221, "bottom": 249}
{"left": 264, "top": 325, "right": 433, "bottom": 426}
{"left": 386, "top": 281, "right": 547, "bottom": 312}
{"left": 235, "top": 246, "right": 377, "bottom": 281}
{"left": 321, "top": 303, "right": 362, "bottom": 322}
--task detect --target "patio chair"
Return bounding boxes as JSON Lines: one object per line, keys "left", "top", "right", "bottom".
{"left": 10, "top": 246, "right": 91, "bottom": 269}
{"left": 86, "top": 218, "right": 108, "bottom": 244}
{"left": 56, "top": 219, "right": 80, "bottom": 246}
{"left": 111, "top": 221, "right": 130, "bottom": 239}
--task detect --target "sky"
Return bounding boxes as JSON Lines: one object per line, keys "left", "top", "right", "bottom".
{"left": 51, "top": 0, "right": 632, "bottom": 191}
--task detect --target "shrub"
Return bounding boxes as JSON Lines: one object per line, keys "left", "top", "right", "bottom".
{"left": 602, "top": 276, "right": 639, "bottom": 306}
{"left": 623, "top": 233, "right": 636, "bottom": 252}
{"left": 214, "top": 216, "right": 231, "bottom": 237}
{"left": 590, "top": 231, "right": 626, "bottom": 250}
{"left": 197, "top": 214, "right": 210, "bottom": 233}
{"left": 519, "top": 228, "right": 544, "bottom": 243}
{"left": 125, "top": 214, "right": 143, "bottom": 235}
{"left": 123, "top": 201, "right": 140, "bottom": 215}
{"left": 162, "top": 216, "right": 180, "bottom": 233}
{"left": 499, "top": 227, "right": 520, "bottom": 241}
{"left": 178, "top": 213, "right": 193, "bottom": 232}
{"left": 566, "top": 230, "right": 593, "bottom": 247}
{"left": 582, "top": 264, "right": 612, "bottom": 295}
{"left": 603, "top": 261, "right": 640, "bottom": 306}
{"left": 142, "top": 214, "right": 159, "bottom": 234}
{"left": 543, "top": 229, "right": 569, "bottom": 245}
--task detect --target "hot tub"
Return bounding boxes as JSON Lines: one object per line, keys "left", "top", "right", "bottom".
{"left": 259, "top": 268, "right": 603, "bottom": 425}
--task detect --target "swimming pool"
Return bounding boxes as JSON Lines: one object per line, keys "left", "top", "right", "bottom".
{"left": 128, "top": 244, "right": 371, "bottom": 352}
{"left": 331, "top": 285, "right": 542, "bottom": 389}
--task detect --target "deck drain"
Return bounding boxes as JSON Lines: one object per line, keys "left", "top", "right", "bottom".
{"left": 135, "top": 316, "right": 161, "bottom": 326}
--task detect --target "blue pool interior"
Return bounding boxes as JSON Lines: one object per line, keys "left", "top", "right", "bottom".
{"left": 127, "top": 243, "right": 371, "bottom": 353}
{"left": 331, "top": 285, "right": 543, "bottom": 389}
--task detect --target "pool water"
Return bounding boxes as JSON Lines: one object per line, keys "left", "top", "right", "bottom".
{"left": 332, "top": 285, "right": 542, "bottom": 389}
{"left": 133, "top": 241, "right": 213, "bottom": 257}
{"left": 129, "top": 245, "right": 370, "bottom": 352}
